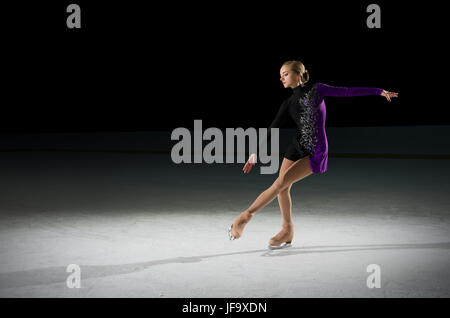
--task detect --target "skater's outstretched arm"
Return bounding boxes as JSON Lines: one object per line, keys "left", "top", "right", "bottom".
{"left": 316, "top": 82, "right": 383, "bottom": 97}
{"left": 316, "top": 82, "right": 398, "bottom": 101}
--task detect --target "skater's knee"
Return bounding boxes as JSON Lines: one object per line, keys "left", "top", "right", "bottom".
{"left": 274, "top": 176, "right": 291, "bottom": 194}
{"left": 279, "top": 184, "right": 292, "bottom": 195}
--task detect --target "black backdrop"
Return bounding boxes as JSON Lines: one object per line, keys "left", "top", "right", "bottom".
{"left": 2, "top": 1, "right": 446, "bottom": 133}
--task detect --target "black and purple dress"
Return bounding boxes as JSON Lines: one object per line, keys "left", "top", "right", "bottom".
{"left": 260, "top": 82, "right": 383, "bottom": 173}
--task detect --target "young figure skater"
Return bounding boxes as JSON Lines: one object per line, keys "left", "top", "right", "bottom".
{"left": 227, "top": 60, "right": 398, "bottom": 249}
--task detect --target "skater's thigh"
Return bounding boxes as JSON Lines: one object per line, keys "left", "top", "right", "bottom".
{"left": 278, "top": 156, "right": 313, "bottom": 189}
{"left": 279, "top": 157, "right": 296, "bottom": 178}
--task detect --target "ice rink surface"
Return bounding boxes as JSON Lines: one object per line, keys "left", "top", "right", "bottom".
{"left": 0, "top": 152, "right": 449, "bottom": 297}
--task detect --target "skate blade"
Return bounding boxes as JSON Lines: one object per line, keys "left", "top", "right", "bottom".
{"left": 268, "top": 242, "right": 292, "bottom": 250}
{"left": 227, "top": 225, "right": 236, "bottom": 241}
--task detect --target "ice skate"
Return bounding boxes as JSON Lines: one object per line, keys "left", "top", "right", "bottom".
{"left": 268, "top": 225, "right": 294, "bottom": 250}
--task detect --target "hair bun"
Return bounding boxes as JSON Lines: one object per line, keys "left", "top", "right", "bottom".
{"left": 302, "top": 70, "right": 310, "bottom": 84}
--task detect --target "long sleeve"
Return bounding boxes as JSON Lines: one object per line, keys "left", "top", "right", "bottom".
{"left": 256, "top": 100, "right": 289, "bottom": 156}
{"left": 316, "top": 82, "right": 383, "bottom": 98}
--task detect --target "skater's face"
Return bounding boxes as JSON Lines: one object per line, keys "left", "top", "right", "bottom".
{"left": 280, "top": 65, "right": 301, "bottom": 89}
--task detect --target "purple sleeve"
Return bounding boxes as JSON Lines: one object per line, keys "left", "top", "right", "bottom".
{"left": 316, "top": 82, "right": 383, "bottom": 97}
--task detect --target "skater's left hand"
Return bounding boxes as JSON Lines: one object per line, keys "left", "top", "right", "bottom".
{"left": 243, "top": 153, "right": 257, "bottom": 174}
{"left": 381, "top": 90, "right": 398, "bottom": 102}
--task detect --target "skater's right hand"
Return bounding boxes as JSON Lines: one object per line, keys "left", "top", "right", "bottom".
{"left": 243, "top": 153, "right": 257, "bottom": 174}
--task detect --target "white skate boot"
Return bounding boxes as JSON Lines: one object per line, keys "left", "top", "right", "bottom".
{"left": 268, "top": 225, "right": 294, "bottom": 250}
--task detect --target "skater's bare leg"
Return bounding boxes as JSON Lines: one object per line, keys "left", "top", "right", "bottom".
{"left": 231, "top": 156, "right": 313, "bottom": 239}
{"left": 269, "top": 156, "right": 313, "bottom": 246}
{"left": 277, "top": 158, "right": 295, "bottom": 227}
{"left": 278, "top": 186, "right": 293, "bottom": 226}
{"left": 269, "top": 159, "right": 295, "bottom": 246}
{"left": 268, "top": 186, "right": 295, "bottom": 245}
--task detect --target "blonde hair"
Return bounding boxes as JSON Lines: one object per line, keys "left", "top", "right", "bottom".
{"left": 282, "top": 60, "right": 310, "bottom": 85}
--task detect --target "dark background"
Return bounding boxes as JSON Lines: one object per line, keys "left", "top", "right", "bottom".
{"left": 1, "top": 1, "right": 446, "bottom": 133}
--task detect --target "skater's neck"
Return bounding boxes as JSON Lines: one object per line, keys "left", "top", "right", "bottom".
{"left": 292, "top": 83, "right": 307, "bottom": 94}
